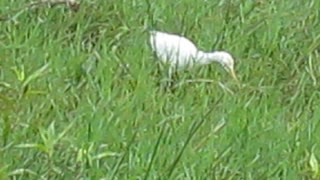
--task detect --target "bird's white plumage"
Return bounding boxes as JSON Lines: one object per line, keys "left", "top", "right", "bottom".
{"left": 150, "top": 31, "right": 198, "bottom": 67}
{"left": 149, "top": 30, "right": 239, "bottom": 82}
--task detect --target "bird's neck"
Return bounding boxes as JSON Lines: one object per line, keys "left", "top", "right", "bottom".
{"left": 196, "top": 51, "right": 222, "bottom": 65}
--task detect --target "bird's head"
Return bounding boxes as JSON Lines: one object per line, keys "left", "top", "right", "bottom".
{"left": 212, "top": 51, "right": 239, "bottom": 83}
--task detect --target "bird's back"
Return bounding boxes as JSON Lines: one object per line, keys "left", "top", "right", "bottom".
{"left": 149, "top": 31, "right": 198, "bottom": 67}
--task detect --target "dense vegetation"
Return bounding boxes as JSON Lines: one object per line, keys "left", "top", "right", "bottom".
{"left": 1, "top": 0, "right": 320, "bottom": 179}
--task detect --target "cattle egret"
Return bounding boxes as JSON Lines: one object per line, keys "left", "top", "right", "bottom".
{"left": 149, "top": 30, "right": 239, "bottom": 83}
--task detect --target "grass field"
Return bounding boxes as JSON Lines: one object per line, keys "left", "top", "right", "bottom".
{"left": 1, "top": 0, "right": 320, "bottom": 179}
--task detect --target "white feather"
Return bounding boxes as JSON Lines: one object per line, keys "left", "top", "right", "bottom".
{"left": 149, "top": 30, "right": 239, "bottom": 82}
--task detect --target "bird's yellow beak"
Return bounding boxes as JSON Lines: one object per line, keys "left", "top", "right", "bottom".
{"left": 229, "top": 68, "right": 240, "bottom": 85}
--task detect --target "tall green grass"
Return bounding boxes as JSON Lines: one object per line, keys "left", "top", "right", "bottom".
{"left": 1, "top": 0, "right": 320, "bottom": 179}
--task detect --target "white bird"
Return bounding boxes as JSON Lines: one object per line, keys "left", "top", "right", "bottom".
{"left": 149, "top": 30, "right": 239, "bottom": 83}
